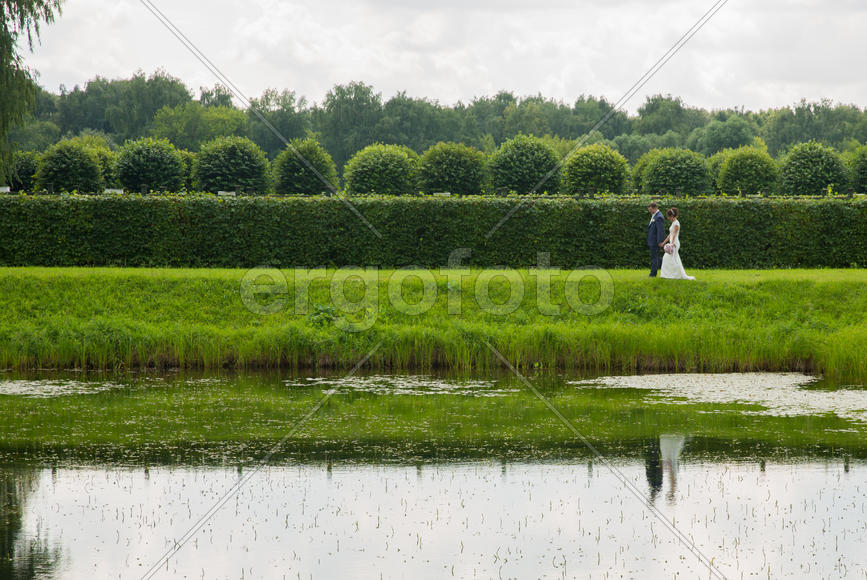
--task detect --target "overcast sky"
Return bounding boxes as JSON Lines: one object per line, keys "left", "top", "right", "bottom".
{"left": 20, "top": 0, "right": 867, "bottom": 113}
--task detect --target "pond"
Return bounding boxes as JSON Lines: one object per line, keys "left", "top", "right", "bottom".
{"left": 1, "top": 371, "right": 864, "bottom": 579}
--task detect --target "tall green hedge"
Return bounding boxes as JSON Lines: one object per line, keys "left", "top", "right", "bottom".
{"left": 1, "top": 195, "right": 864, "bottom": 268}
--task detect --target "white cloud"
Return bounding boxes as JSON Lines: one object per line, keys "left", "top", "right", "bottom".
{"left": 20, "top": 0, "right": 867, "bottom": 112}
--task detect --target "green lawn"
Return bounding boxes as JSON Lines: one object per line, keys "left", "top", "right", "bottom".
{"left": 0, "top": 267, "right": 864, "bottom": 382}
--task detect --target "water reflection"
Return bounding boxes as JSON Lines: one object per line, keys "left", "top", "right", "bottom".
{"left": 1, "top": 459, "right": 863, "bottom": 579}
{"left": 643, "top": 438, "right": 663, "bottom": 503}
{"left": 643, "top": 434, "right": 688, "bottom": 505}
{"left": 0, "top": 371, "right": 864, "bottom": 578}
{"left": 0, "top": 466, "right": 59, "bottom": 579}
{"left": 660, "top": 433, "right": 686, "bottom": 503}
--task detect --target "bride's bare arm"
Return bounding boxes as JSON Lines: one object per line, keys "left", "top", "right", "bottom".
{"left": 662, "top": 226, "right": 673, "bottom": 245}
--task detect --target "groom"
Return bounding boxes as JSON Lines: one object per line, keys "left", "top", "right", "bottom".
{"left": 646, "top": 202, "right": 665, "bottom": 277}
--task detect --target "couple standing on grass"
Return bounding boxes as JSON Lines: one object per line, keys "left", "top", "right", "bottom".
{"left": 647, "top": 202, "right": 695, "bottom": 280}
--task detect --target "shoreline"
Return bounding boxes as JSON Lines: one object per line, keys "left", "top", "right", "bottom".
{"left": 0, "top": 267, "right": 864, "bottom": 383}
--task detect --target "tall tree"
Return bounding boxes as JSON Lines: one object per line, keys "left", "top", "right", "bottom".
{"left": 463, "top": 91, "right": 516, "bottom": 145}
{"left": 1, "top": 0, "right": 64, "bottom": 171}
{"left": 502, "top": 100, "right": 550, "bottom": 139}
{"left": 375, "top": 92, "right": 458, "bottom": 153}
{"left": 199, "top": 84, "right": 235, "bottom": 108}
{"left": 7, "top": 83, "right": 60, "bottom": 151}
{"left": 634, "top": 94, "right": 708, "bottom": 138}
{"left": 105, "top": 70, "right": 191, "bottom": 140}
{"left": 151, "top": 101, "right": 247, "bottom": 151}
{"left": 57, "top": 76, "right": 116, "bottom": 134}
{"left": 313, "top": 81, "right": 383, "bottom": 171}
{"left": 247, "top": 88, "right": 310, "bottom": 159}
{"left": 759, "top": 99, "right": 867, "bottom": 155}
{"left": 56, "top": 71, "right": 191, "bottom": 141}
{"left": 613, "top": 131, "right": 682, "bottom": 164}
{"left": 686, "top": 115, "right": 755, "bottom": 156}
{"left": 570, "top": 95, "right": 630, "bottom": 139}
{"left": 7, "top": 118, "right": 59, "bottom": 150}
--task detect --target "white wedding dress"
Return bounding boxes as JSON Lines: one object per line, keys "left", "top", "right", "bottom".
{"left": 660, "top": 219, "right": 695, "bottom": 280}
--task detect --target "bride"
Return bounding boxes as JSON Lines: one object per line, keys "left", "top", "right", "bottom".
{"left": 660, "top": 208, "right": 695, "bottom": 280}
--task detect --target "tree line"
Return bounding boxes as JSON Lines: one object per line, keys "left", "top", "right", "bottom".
{"left": 7, "top": 70, "right": 867, "bottom": 174}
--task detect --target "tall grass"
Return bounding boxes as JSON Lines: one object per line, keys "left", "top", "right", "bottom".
{"left": 0, "top": 268, "right": 864, "bottom": 383}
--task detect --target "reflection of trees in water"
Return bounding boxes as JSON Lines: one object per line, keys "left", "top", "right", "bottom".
{"left": 1, "top": 466, "right": 59, "bottom": 580}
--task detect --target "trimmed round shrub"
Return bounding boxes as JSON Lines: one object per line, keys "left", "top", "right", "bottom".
{"left": 178, "top": 150, "right": 195, "bottom": 191}
{"left": 846, "top": 145, "right": 867, "bottom": 194}
{"left": 418, "top": 142, "right": 486, "bottom": 195}
{"left": 117, "top": 138, "right": 185, "bottom": 192}
{"left": 707, "top": 149, "right": 733, "bottom": 194}
{"left": 642, "top": 148, "right": 710, "bottom": 196}
{"left": 780, "top": 141, "right": 848, "bottom": 196}
{"left": 62, "top": 135, "right": 118, "bottom": 189}
{"left": 93, "top": 148, "right": 119, "bottom": 189}
{"left": 563, "top": 143, "right": 629, "bottom": 195}
{"left": 36, "top": 140, "right": 104, "bottom": 193}
{"left": 717, "top": 147, "right": 778, "bottom": 196}
{"left": 344, "top": 143, "right": 419, "bottom": 195}
{"left": 631, "top": 149, "right": 664, "bottom": 194}
{"left": 193, "top": 136, "right": 270, "bottom": 194}
{"left": 489, "top": 134, "right": 560, "bottom": 195}
{"left": 273, "top": 138, "right": 339, "bottom": 195}
{"left": 10, "top": 150, "right": 41, "bottom": 192}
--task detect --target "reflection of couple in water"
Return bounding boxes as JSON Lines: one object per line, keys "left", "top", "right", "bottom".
{"left": 644, "top": 434, "right": 686, "bottom": 503}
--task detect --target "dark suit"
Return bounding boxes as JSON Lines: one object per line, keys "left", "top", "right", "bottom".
{"left": 647, "top": 211, "right": 665, "bottom": 276}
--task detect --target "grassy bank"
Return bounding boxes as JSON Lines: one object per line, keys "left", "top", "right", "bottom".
{"left": 0, "top": 268, "right": 865, "bottom": 382}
